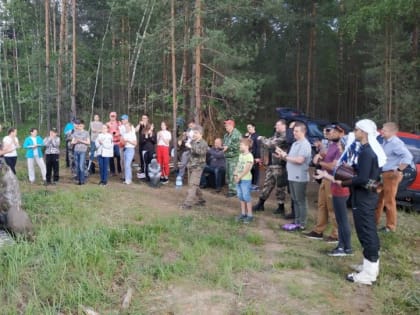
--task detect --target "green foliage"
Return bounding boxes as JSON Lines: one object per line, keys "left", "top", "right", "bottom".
{"left": 0, "top": 0, "right": 419, "bottom": 133}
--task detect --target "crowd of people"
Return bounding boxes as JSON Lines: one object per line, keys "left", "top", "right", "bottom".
{"left": 0, "top": 113, "right": 415, "bottom": 286}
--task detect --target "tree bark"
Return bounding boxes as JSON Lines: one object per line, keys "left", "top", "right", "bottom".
{"left": 129, "top": 0, "right": 156, "bottom": 107}
{"left": 296, "top": 39, "right": 301, "bottom": 111}
{"left": 45, "top": 0, "right": 51, "bottom": 130}
{"left": 182, "top": 0, "right": 191, "bottom": 121}
{"left": 170, "top": 0, "right": 178, "bottom": 167}
{"left": 193, "top": 0, "right": 202, "bottom": 124}
{"left": 57, "top": 0, "right": 68, "bottom": 131}
{"left": 0, "top": 51, "right": 6, "bottom": 123}
{"left": 337, "top": 0, "right": 344, "bottom": 121}
{"left": 71, "top": 0, "right": 77, "bottom": 117}
{"left": 3, "top": 44, "right": 14, "bottom": 122}
{"left": 305, "top": 1, "right": 316, "bottom": 116}
{"left": 12, "top": 26, "right": 21, "bottom": 124}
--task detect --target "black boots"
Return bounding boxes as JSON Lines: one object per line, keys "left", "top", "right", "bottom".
{"left": 273, "top": 203, "right": 285, "bottom": 215}
{"left": 253, "top": 198, "right": 265, "bottom": 211}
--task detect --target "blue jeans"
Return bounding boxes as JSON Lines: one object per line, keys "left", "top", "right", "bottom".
{"left": 74, "top": 151, "right": 87, "bottom": 183}
{"left": 200, "top": 165, "right": 225, "bottom": 189}
{"left": 333, "top": 196, "right": 352, "bottom": 251}
{"left": 90, "top": 141, "right": 97, "bottom": 161}
{"left": 124, "top": 147, "right": 135, "bottom": 183}
{"left": 236, "top": 179, "right": 252, "bottom": 202}
{"left": 98, "top": 156, "right": 110, "bottom": 184}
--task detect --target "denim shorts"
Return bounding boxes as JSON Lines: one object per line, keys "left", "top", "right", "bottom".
{"left": 236, "top": 179, "right": 252, "bottom": 202}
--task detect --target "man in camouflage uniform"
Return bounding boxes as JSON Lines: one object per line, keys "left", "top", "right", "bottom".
{"left": 181, "top": 125, "right": 209, "bottom": 209}
{"left": 253, "top": 119, "right": 289, "bottom": 214}
{"left": 223, "top": 119, "right": 242, "bottom": 197}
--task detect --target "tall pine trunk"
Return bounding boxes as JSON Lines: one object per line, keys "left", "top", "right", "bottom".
{"left": 182, "top": 0, "right": 191, "bottom": 121}
{"left": 305, "top": 1, "right": 316, "bottom": 116}
{"left": 57, "top": 0, "right": 68, "bottom": 130}
{"left": 193, "top": 0, "right": 202, "bottom": 123}
{"left": 12, "top": 26, "right": 21, "bottom": 124}
{"left": 45, "top": 0, "right": 51, "bottom": 130}
{"left": 170, "top": 0, "right": 178, "bottom": 166}
{"left": 71, "top": 0, "right": 77, "bottom": 117}
{"left": 295, "top": 39, "right": 301, "bottom": 111}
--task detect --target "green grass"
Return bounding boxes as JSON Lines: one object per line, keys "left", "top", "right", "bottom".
{"left": 1, "top": 179, "right": 419, "bottom": 314}
{"left": 0, "top": 187, "right": 261, "bottom": 314}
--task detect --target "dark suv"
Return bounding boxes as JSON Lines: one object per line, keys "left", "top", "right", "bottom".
{"left": 275, "top": 108, "right": 328, "bottom": 144}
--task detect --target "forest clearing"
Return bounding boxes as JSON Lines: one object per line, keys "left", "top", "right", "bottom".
{"left": 0, "top": 164, "right": 419, "bottom": 314}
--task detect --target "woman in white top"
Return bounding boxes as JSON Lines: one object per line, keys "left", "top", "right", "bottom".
{"left": 156, "top": 121, "right": 172, "bottom": 183}
{"left": 121, "top": 115, "right": 137, "bottom": 184}
{"left": 3, "top": 128, "right": 20, "bottom": 174}
{"left": 95, "top": 124, "right": 114, "bottom": 186}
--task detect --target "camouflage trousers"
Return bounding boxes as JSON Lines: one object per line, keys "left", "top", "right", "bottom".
{"left": 184, "top": 166, "right": 205, "bottom": 206}
{"left": 225, "top": 157, "right": 239, "bottom": 194}
{"left": 259, "top": 165, "right": 287, "bottom": 204}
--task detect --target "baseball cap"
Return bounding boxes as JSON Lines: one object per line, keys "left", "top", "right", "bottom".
{"left": 121, "top": 114, "right": 129, "bottom": 120}
{"left": 327, "top": 123, "right": 348, "bottom": 134}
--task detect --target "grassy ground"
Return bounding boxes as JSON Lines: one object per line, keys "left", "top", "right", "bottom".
{"left": 0, "top": 164, "right": 419, "bottom": 314}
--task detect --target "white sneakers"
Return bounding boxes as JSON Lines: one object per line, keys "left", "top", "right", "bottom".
{"left": 347, "top": 258, "right": 379, "bottom": 285}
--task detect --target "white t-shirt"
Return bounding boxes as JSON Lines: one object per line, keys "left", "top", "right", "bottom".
{"left": 286, "top": 138, "right": 312, "bottom": 182}
{"left": 2, "top": 135, "right": 19, "bottom": 157}
{"left": 157, "top": 130, "right": 172, "bottom": 147}
{"left": 123, "top": 126, "right": 137, "bottom": 148}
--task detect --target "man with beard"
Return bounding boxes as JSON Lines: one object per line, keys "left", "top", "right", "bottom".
{"left": 304, "top": 124, "right": 346, "bottom": 243}
{"left": 253, "top": 119, "right": 289, "bottom": 215}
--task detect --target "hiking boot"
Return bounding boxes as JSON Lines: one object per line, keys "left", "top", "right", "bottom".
{"left": 324, "top": 236, "right": 339, "bottom": 244}
{"left": 252, "top": 198, "right": 265, "bottom": 212}
{"left": 273, "top": 203, "right": 285, "bottom": 215}
{"left": 304, "top": 231, "right": 323, "bottom": 240}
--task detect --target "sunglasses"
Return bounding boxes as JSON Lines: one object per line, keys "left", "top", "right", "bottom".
{"left": 327, "top": 124, "right": 344, "bottom": 133}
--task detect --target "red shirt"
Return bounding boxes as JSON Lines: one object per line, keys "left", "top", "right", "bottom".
{"left": 331, "top": 182, "right": 350, "bottom": 197}
{"left": 107, "top": 120, "right": 121, "bottom": 144}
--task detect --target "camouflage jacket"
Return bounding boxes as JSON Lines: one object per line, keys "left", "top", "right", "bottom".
{"left": 223, "top": 128, "right": 241, "bottom": 159}
{"left": 260, "top": 132, "right": 288, "bottom": 167}
{"left": 188, "top": 139, "right": 209, "bottom": 169}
